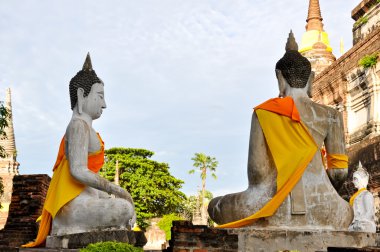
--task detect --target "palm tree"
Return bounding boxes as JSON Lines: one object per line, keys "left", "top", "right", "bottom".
{"left": 189, "top": 153, "right": 218, "bottom": 223}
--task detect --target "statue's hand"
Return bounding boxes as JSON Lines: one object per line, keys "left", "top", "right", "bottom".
{"left": 116, "top": 188, "right": 134, "bottom": 205}
{"left": 327, "top": 168, "right": 347, "bottom": 192}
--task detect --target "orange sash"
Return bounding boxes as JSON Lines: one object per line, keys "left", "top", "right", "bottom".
{"left": 22, "top": 134, "right": 104, "bottom": 248}
{"left": 217, "top": 97, "right": 317, "bottom": 228}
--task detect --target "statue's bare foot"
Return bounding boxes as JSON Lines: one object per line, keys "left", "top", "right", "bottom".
{"left": 208, "top": 186, "right": 275, "bottom": 225}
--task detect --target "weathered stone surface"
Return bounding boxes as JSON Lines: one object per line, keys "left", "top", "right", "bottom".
{"left": 208, "top": 33, "right": 352, "bottom": 230}
{"left": 352, "top": 0, "right": 380, "bottom": 45}
{"left": 328, "top": 247, "right": 380, "bottom": 252}
{"left": 0, "top": 175, "right": 50, "bottom": 249}
{"left": 144, "top": 218, "right": 167, "bottom": 250}
{"left": 164, "top": 221, "right": 238, "bottom": 252}
{"left": 166, "top": 221, "right": 378, "bottom": 252}
{"left": 45, "top": 230, "right": 146, "bottom": 249}
{"left": 51, "top": 55, "right": 135, "bottom": 237}
{"left": 233, "top": 228, "right": 377, "bottom": 252}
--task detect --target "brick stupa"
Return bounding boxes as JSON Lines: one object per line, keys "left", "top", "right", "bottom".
{"left": 0, "top": 88, "right": 20, "bottom": 229}
{"left": 299, "top": 0, "right": 336, "bottom": 75}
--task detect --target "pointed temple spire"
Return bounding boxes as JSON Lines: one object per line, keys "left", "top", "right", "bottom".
{"left": 3, "top": 88, "right": 16, "bottom": 157}
{"left": 299, "top": 0, "right": 336, "bottom": 75}
{"left": 0, "top": 88, "right": 20, "bottom": 229}
{"left": 306, "top": 0, "right": 324, "bottom": 31}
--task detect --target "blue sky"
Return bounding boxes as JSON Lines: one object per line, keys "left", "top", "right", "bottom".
{"left": 0, "top": 0, "right": 358, "bottom": 197}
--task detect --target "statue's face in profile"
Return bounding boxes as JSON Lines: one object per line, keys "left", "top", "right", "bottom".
{"left": 82, "top": 83, "right": 106, "bottom": 120}
{"left": 353, "top": 173, "right": 367, "bottom": 189}
{"left": 353, "top": 174, "right": 360, "bottom": 189}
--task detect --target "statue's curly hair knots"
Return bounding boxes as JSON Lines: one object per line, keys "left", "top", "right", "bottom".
{"left": 275, "top": 30, "right": 311, "bottom": 88}
{"left": 69, "top": 53, "right": 102, "bottom": 110}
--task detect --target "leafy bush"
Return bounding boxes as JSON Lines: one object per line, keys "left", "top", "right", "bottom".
{"left": 354, "top": 16, "right": 368, "bottom": 28}
{"left": 157, "top": 214, "right": 183, "bottom": 240}
{"left": 358, "top": 53, "right": 378, "bottom": 68}
{"left": 79, "top": 241, "right": 143, "bottom": 252}
{"left": 100, "top": 147, "right": 186, "bottom": 230}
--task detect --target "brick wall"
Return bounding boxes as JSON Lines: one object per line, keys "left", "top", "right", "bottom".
{"left": 0, "top": 174, "right": 50, "bottom": 248}
{"left": 164, "top": 221, "right": 238, "bottom": 252}
{"left": 312, "top": 26, "right": 380, "bottom": 144}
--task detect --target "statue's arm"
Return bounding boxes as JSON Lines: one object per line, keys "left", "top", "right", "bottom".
{"left": 66, "top": 119, "right": 134, "bottom": 204}
{"left": 247, "top": 112, "right": 276, "bottom": 188}
{"left": 325, "top": 110, "right": 348, "bottom": 191}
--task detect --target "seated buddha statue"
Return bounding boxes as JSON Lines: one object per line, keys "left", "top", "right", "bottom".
{"left": 23, "top": 54, "right": 135, "bottom": 247}
{"left": 208, "top": 31, "right": 353, "bottom": 230}
{"left": 348, "top": 162, "right": 376, "bottom": 233}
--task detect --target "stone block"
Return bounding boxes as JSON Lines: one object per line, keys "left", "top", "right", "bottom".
{"left": 166, "top": 221, "right": 379, "bottom": 252}
{"left": 232, "top": 227, "right": 377, "bottom": 252}
{"left": 45, "top": 229, "right": 147, "bottom": 249}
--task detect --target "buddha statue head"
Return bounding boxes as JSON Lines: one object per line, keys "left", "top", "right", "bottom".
{"left": 353, "top": 162, "right": 369, "bottom": 190}
{"left": 69, "top": 53, "right": 106, "bottom": 120}
{"left": 275, "top": 30, "right": 314, "bottom": 97}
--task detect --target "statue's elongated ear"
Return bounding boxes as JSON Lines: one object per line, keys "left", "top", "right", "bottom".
{"left": 77, "top": 88, "right": 85, "bottom": 114}
{"left": 275, "top": 69, "right": 287, "bottom": 97}
{"left": 306, "top": 71, "right": 315, "bottom": 98}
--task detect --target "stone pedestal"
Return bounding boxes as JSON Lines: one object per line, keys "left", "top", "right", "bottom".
{"left": 233, "top": 227, "right": 377, "bottom": 252}
{"left": 46, "top": 230, "right": 147, "bottom": 249}
{"left": 166, "top": 221, "right": 379, "bottom": 252}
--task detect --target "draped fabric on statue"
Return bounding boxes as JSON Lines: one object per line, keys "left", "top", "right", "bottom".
{"left": 349, "top": 188, "right": 367, "bottom": 206}
{"left": 217, "top": 97, "right": 318, "bottom": 228}
{"left": 327, "top": 154, "right": 348, "bottom": 169}
{"left": 22, "top": 134, "right": 104, "bottom": 248}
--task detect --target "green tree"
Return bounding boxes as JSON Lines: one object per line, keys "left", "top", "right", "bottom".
{"left": 157, "top": 213, "right": 183, "bottom": 240}
{"left": 181, "top": 190, "right": 214, "bottom": 221}
{"left": 100, "top": 147, "right": 186, "bottom": 230}
{"left": 189, "top": 153, "right": 218, "bottom": 222}
{"left": 0, "top": 101, "right": 9, "bottom": 158}
{"left": 0, "top": 101, "right": 9, "bottom": 209}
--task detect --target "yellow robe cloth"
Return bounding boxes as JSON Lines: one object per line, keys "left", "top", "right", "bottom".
{"left": 349, "top": 188, "right": 367, "bottom": 206}
{"left": 22, "top": 135, "right": 104, "bottom": 248}
{"left": 327, "top": 153, "right": 348, "bottom": 169}
{"left": 217, "top": 98, "right": 318, "bottom": 228}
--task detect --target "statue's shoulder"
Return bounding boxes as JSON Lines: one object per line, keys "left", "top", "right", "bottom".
{"left": 310, "top": 101, "right": 341, "bottom": 119}
{"left": 361, "top": 190, "right": 374, "bottom": 198}
{"left": 66, "top": 118, "right": 90, "bottom": 136}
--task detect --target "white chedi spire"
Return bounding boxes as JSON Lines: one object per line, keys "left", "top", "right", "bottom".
{"left": 2, "top": 88, "right": 16, "bottom": 158}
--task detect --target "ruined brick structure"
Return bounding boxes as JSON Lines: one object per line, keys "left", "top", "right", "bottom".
{"left": 307, "top": 0, "right": 380, "bottom": 230}
{"left": 0, "top": 174, "right": 50, "bottom": 249}
{"left": 164, "top": 221, "right": 238, "bottom": 252}
{"left": 0, "top": 88, "right": 19, "bottom": 229}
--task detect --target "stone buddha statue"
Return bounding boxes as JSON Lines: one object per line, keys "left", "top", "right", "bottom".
{"left": 348, "top": 162, "right": 376, "bottom": 233}
{"left": 208, "top": 31, "right": 353, "bottom": 230}
{"left": 23, "top": 54, "right": 135, "bottom": 247}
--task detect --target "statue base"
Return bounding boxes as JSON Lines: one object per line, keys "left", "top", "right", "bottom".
{"left": 166, "top": 221, "right": 379, "bottom": 252}
{"left": 233, "top": 227, "right": 378, "bottom": 252}
{"left": 45, "top": 229, "right": 147, "bottom": 249}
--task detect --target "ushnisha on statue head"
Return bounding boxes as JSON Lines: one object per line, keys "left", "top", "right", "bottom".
{"left": 275, "top": 30, "right": 314, "bottom": 98}
{"left": 69, "top": 53, "right": 106, "bottom": 120}
{"left": 353, "top": 162, "right": 369, "bottom": 190}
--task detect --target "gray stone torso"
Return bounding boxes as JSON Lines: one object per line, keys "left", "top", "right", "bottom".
{"left": 208, "top": 96, "right": 353, "bottom": 230}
